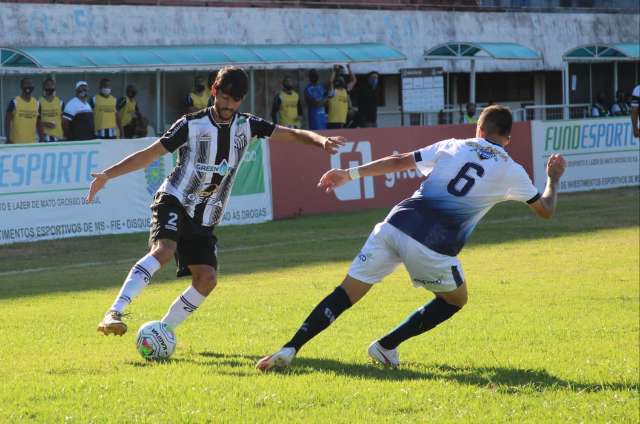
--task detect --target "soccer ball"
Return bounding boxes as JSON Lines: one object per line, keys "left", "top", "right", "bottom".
{"left": 135, "top": 321, "right": 176, "bottom": 360}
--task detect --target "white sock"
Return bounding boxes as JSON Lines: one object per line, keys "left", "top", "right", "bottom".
{"left": 161, "top": 286, "right": 207, "bottom": 329}
{"left": 110, "top": 254, "right": 161, "bottom": 313}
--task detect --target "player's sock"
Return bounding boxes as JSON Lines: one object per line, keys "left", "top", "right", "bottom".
{"left": 378, "top": 297, "right": 461, "bottom": 350}
{"left": 110, "top": 254, "right": 161, "bottom": 313}
{"left": 283, "top": 286, "right": 352, "bottom": 352}
{"left": 161, "top": 285, "right": 206, "bottom": 329}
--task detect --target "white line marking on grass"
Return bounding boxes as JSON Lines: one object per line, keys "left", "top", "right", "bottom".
{"left": 0, "top": 205, "right": 632, "bottom": 277}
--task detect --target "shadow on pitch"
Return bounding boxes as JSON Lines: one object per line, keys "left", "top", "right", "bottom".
{"left": 146, "top": 351, "right": 639, "bottom": 394}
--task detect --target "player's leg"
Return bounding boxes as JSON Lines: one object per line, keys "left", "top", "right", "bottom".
{"left": 160, "top": 223, "right": 218, "bottom": 330}
{"left": 98, "top": 194, "right": 181, "bottom": 336}
{"left": 161, "top": 264, "right": 216, "bottom": 329}
{"left": 371, "top": 237, "right": 467, "bottom": 363}
{"left": 257, "top": 222, "right": 400, "bottom": 371}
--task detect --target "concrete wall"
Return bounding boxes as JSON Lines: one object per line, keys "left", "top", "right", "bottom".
{"left": 0, "top": 4, "right": 638, "bottom": 74}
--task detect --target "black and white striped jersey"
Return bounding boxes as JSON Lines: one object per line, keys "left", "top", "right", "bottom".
{"left": 157, "top": 108, "right": 276, "bottom": 227}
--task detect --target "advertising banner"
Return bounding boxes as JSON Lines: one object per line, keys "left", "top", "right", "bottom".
{"left": 0, "top": 138, "right": 272, "bottom": 245}
{"left": 531, "top": 118, "right": 639, "bottom": 193}
{"left": 269, "top": 122, "right": 533, "bottom": 219}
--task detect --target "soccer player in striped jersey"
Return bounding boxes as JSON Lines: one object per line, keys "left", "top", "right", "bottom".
{"left": 88, "top": 66, "right": 344, "bottom": 336}
{"left": 257, "top": 105, "right": 566, "bottom": 371}
{"left": 631, "top": 84, "right": 640, "bottom": 139}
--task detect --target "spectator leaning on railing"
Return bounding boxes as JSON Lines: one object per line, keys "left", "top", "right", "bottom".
{"left": 38, "top": 78, "right": 64, "bottom": 142}
{"left": 5, "top": 78, "right": 41, "bottom": 144}
{"left": 63, "top": 81, "right": 95, "bottom": 141}
{"left": 631, "top": 84, "right": 640, "bottom": 139}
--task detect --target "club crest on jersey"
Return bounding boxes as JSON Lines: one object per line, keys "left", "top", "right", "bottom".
{"left": 197, "top": 133, "right": 212, "bottom": 143}
{"left": 195, "top": 159, "right": 229, "bottom": 176}
{"left": 234, "top": 133, "right": 248, "bottom": 149}
{"left": 465, "top": 141, "right": 508, "bottom": 161}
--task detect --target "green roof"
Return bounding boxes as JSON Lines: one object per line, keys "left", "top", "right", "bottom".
{"left": 424, "top": 42, "right": 540, "bottom": 60}
{"left": 0, "top": 43, "right": 406, "bottom": 73}
{"left": 563, "top": 43, "right": 640, "bottom": 61}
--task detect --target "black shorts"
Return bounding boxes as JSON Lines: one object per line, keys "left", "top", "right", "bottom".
{"left": 149, "top": 192, "right": 218, "bottom": 277}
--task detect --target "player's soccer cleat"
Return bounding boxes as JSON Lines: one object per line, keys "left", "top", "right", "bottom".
{"left": 255, "top": 347, "right": 296, "bottom": 372}
{"left": 368, "top": 341, "right": 400, "bottom": 368}
{"left": 97, "top": 310, "right": 128, "bottom": 336}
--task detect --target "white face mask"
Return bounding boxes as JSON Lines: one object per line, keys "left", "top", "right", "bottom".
{"left": 101, "top": 88, "right": 111, "bottom": 95}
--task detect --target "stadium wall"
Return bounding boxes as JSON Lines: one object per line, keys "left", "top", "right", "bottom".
{"left": 269, "top": 122, "right": 533, "bottom": 219}
{"left": 1, "top": 4, "right": 638, "bottom": 73}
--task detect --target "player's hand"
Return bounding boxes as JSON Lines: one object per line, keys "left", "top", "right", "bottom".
{"left": 86, "top": 172, "right": 109, "bottom": 203}
{"left": 318, "top": 168, "right": 350, "bottom": 193}
{"left": 546, "top": 154, "right": 566, "bottom": 182}
{"left": 322, "top": 136, "right": 345, "bottom": 154}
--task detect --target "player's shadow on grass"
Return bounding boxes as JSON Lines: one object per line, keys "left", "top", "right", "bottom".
{"left": 189, "top": 352, "right": 636, "bottom": 394}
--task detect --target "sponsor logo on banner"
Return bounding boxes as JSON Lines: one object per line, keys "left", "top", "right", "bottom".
{"left": 330, "top": 141, "right": 375, "bottom": 201}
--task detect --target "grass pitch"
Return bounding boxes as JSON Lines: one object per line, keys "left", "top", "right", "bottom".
{"left": 0, "top": 188, "right": 638, "bottom": 423}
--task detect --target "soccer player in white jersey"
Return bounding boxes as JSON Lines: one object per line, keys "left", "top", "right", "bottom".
{"left": 87, "top": 66, "right": 344, "bottom": 336}
{"left": 631, "top": 84, "right": 640, "bottom": 139}
{"left": 257, "top": 105, "right": 566, "bottom": 371}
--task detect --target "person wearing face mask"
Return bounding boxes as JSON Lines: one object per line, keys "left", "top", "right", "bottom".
{"left": 90, "top": 78, "right": 122, "bottom": 139}
{"left": 327, "top": 64, "right": 357, "bottom": 130}
{"left": 5, "top": 77, "right": 41, "bottom": 144}
{"left": 355, "top": 71, "right": 380, "bottom": 128}
{"left": 62, "top": 81, "right": 95, "bottom": 141}
{"left": 185, "top": 76, "right": 209, "bottom": 113}
{"left": 271, "top": 76, "right": 303, "bottom": 128}
{"left": 117, "top": 84, "right": 143, "bottom": 139}
{"left": 38, "top": 78, "right": 64, "bottom": 142}
{"left": 304, "top": 69, "right": 328, "bottom": 130}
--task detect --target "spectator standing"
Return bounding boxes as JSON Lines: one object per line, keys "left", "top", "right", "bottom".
{"left": 63, "top": 81, "right": 95, "bottom": 141}
{"left": 271, "top": 76, "right": 303, "bottom": 128}
{"left": 304, "top": 69, "right": 328, "bottom": 130}
{"left": 38, "top": 78, "right": 64, "bottom": 142}
{"left": 591, "top": 93, "right": 608, "bottom": 117}
{"left": 462, "top": 102, "right": 478, "bottom": 124}
{"left": 610, "top": 90, "right": 630, "bottom": 116}
{"left": 355, "top": 71, "right": 380, "bottom": 128}
{"left": 90, "top": 78, "right": 122, "bottom": 139}
{"left": 631, "top": 84, "right": 640, "bottom": 138}
{"left": 185, "top": 76, "right": 209, "bottom": 113}
{"left": 117, "top": 84, "right": 142, "bottom": 138}
{"left": 327, "top": 64, "right": 356, "bottom": 130}
{"left": 5, "top": 78, "right": 41, "bottom": 144}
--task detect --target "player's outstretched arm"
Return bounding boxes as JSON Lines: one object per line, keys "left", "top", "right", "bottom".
{"left": 318, "top": 152, "right": 416, "bottom": 193}
{"left": 528, "top": 154, "right": 566, "bottom": 219}
{"left": 86, "top": 140, "right": 168, "bottom": 203}
{"left": 269, "top": 125, "right": 345, "bottom": 154}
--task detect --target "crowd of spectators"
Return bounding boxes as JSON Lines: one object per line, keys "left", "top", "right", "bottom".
{"left": 591, "top": 89, "right": 636, "bottom": 118}
{"left": 4, "top": 77, "right": 147, "bottom": 144}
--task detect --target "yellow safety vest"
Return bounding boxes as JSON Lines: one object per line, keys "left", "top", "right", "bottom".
{"left": 328, "top": 88, "right": 349, "bottom": 124}
{"left": 118, "top": 97, "right": 137, "bottom": 127}
{"left": 10, "top": 96, "right": 39, "bottom": 144}
{"left": 277, "top": 90, "right": 300, "bottom": 127}
{"left": 190, "top": 91, "right": 209, "bottom": 110}
{"left": 93, "top": 95, "right": 118, "bottom": 132}
{"left": 464, "top": 114, "right": 478, "bottom": 124}
{"left": 39, "top": 96, "right": 64, "bottom": 138}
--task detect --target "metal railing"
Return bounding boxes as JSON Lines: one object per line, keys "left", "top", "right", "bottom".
{"left": 513, "top": 104, "right": 591, "bottom": 122}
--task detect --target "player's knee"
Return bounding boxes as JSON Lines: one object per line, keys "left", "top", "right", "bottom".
{"left": 150, "top": 241, "right": 176, "bottom": 265}
{"left": 192, "top": 271, "right": 217, "bottom": 296}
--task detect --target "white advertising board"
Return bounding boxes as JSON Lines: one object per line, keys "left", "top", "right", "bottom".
{"left": 401, "top": 68, "right": 445, "bottom": 113}
{"left": 0, "top": 138, "right": 272, "bottom": 245}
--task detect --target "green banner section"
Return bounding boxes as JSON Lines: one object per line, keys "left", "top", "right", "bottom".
{"left": 231, "top": 139, "right": 265, "bottom": 196}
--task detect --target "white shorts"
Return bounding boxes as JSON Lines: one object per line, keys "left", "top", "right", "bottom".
{"left": 348, "top": 222, "right": 465, "bottom": 293}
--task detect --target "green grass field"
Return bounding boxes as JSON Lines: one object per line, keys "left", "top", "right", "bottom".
{"left": 0, "top": 188, "right": 638, "bottom": 423}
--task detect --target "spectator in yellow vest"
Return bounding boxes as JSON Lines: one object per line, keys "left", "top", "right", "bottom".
{"left": 38, "top": 78, "right": 64, "bottom": 142}
{"left": 327, "top": 64, "right": 356, "bottom": 129}
{"left": 117, "top": 84, "right": 142, "bottom": 138}
{"left": 462, "top": 102, "right": 478, "bottom": 124}
{"left": 90, "top": 78, "right": 122, "bottom": 139}
{"left": 5, "top": 78, "right": 41, "bottom": 144}
{"left": 271, "top": 76, "right": 303, "bottom": 128}
{"left": 185, "top": 76, "right": 209, "bottom": 113}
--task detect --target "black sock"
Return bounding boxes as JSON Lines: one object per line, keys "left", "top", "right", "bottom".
{"left": 284, "top": 286, "right": 352, "bottom": 352}
{"left": 378, "top": 297, "right": 461, "bottom": 350}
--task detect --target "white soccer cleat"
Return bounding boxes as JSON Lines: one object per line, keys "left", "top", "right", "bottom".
{"left": 255, "top": 347, "right": 296, "bottom": 372}
{"left": 368, "top": 341, "right": 400, "bottom": 368}
{"left": 97, "top": 310, "right": 128, "bottom": 336}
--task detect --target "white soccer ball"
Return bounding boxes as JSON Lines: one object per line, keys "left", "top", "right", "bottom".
{"left": 135, "top": 320, "right": 176, "bottom": 360}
